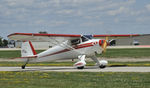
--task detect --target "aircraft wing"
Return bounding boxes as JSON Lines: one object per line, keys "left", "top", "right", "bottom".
{"left": 8, "top": 33, "right": 81, "bottom": 43}
{"left": 8, "top": 33, "right": 141, "bottom": 45}
{"left": 93, "top": 34, "right": 141, "bottom": 39}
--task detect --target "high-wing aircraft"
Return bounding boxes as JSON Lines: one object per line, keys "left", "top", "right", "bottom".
{"left": 8, "top": 33, "right": 140, "bottom": 69}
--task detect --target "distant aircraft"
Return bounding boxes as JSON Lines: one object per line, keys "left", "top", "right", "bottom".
{"left": 8, "top": 33, "right": 140, "bottom": 69}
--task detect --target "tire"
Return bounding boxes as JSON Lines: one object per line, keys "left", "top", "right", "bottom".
{"left": 99, "top": 65, "right": 106, "bottom": 69}
{"left": 77, "top": 66, "right": 84, "bottom": 69}
{"left": 21, "top": 65, "right": 25, "bottom": 69}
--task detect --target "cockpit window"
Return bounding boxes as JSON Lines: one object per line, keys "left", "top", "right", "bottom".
{"left": 81, "top": 35, "right": 93, "bottom": 42}
{"left": 71, "top": 39, "right": 80, "bottom": 45}
{"left": 83, "top": 35, "right": 93, "bottom": 39}
{"left": 71, "top": 35, "right": 93, "bottom": 45}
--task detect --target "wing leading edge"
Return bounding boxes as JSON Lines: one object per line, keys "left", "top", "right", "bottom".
{"left": 8, "top": 33, "right": 81, "bottom": 42}
{"left": 8, "top": 33, "right": 141, "bottom": 41}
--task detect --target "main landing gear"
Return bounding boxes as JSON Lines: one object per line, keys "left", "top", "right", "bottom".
{"left": 91, "top": 56, "right": 108, "bottom": 69}
{"left": 74, "top": 55, "right": 108, "bottom": 69}
{"left": 77, "top": 66, "right": 84, "bottom": 69}
{"left": 99, "top": 65, "right": 106, "bottom": 69}
{"left": 74, "top": 55, "right": 86, "bottom": 69}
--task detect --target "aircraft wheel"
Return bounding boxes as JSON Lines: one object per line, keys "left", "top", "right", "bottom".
{"left": 99, "top": 65, "right": 106, "bottom": 69}
{"left": 77, "top": 66, "right": 84, "bottom": 69}
{"left": 21, "top": 65, "right": 25, "bottom": 69}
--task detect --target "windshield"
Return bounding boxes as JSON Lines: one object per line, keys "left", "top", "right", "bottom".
{"left": 81, "top": 35, "right": 93, "bottom": 42}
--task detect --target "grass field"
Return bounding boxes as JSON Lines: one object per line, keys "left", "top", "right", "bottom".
{"left": 0, "top": 50, "right": 43, "bottom": 58}
{"left": 0, "top": 72, "right": 150, "bottom": 88}
{"left": 99, "top": 48, "right": 150, "bottom": 58}
{"left": 0, "top": 48, "right": 150, "bottom": 59}
{"left": 0, "top": 48, "right": 150, "bottom": 88}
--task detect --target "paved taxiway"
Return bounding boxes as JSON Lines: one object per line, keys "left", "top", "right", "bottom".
{"left": 0, "top": 66, "right": 150, "bottom": 72}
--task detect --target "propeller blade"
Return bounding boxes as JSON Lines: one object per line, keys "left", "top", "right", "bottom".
{"left": 102, "top": 37, "right": 108, "bottom": 53}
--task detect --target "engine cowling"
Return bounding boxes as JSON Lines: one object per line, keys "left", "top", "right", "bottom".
{"left": 99, "top": 60, "right": 108, "bottom": 68}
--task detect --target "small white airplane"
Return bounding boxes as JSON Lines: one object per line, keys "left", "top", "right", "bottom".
{"left": 8, "top": 33, "right": 140, "bottom": 69}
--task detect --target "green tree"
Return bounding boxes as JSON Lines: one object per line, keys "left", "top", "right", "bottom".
{"left": 3, "top": 39, "right": 8, "bottom": 46}
{"left": 39, "top": 31, "right": 48, "bottom": 34}
{"left": 0, "top": 37, "right": 2, "bottom": 47}
{"left": 0, "top": 36, "right": 8, "bottom": 47}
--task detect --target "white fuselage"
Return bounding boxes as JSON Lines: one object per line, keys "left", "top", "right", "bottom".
{"left": 35, "top": 39, "right": 103, "bottom": 62}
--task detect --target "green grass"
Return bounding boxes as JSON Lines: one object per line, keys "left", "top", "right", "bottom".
{"left": 0, "top": 50, "right": 21, "bottom": 58}
{"left": 0, "top": 72, "right": 150, "bottom": 88}
{"left": 0, "top": 50, "right": 43, "bottom": 58}
{"left": 1, "top": 48, "right": 150, "bottom": 59}
{"left": 99, "top": 48, "right": 150, "bottom": 58}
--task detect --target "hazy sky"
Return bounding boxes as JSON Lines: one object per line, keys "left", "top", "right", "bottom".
{"left": 1, "top": 0, "right": 150, "bottom": 38}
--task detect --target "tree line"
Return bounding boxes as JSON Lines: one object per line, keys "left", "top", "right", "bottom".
{"left": 0, "top": 36, "right": 8, "bottom": 47}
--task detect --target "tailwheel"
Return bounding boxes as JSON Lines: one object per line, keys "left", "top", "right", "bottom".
{"left": 77, "top": 66, "right": 84, "bottom": 69}
{"left": 21, "top": 65, "right": 26, "bottom": 69}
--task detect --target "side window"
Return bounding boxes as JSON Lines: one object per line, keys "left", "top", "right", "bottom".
{"left": 71, "top": 39, "right": 80, "bottom": 45}
{"left": 81, "top": 36, "right": 88, "bottom": 42}
{"left": 81, "top": 35, "right": 93, "bottom": 42}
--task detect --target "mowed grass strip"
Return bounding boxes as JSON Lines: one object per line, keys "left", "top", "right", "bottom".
{"left": 0, "top": 72, "right": 150, "bottom": 88}
{"left": 0, "top": 50, "right": 44, "bottom": 58}
{"left": 99, "top": 48, "right": 150, "bottom": 58}
{"left": 0, "top": 50, "right": 21, "bottom": 58}
{"left": 1, "top": 48, "right": 150, "bottom": 59}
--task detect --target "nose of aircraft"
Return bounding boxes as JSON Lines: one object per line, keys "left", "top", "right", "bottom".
{"left": 99, "top": 39, "right": 108, "bottom": 53}
{"left": 99, "top": 39, "right": 105, "bottom": 47}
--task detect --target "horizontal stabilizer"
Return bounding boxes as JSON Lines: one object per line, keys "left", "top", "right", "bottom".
{"left": 14, "top": 55, "right": 37, "bottom": 59}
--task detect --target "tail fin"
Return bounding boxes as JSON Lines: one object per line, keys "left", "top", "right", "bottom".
{"left": 21, "top": 41, "right": 37, "bottom": 57}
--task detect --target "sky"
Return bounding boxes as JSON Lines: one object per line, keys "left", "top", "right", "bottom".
{"left": 1, "top": 0, "right": 150, "bottom": 39}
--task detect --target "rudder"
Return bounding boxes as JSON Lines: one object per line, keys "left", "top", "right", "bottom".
{"left": 21, "top": 41, "right": 37, "bottom": 57}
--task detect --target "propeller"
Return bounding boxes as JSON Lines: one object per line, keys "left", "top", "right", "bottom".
{"left": 102, "top": 37, "right": 108, "bottom": 53}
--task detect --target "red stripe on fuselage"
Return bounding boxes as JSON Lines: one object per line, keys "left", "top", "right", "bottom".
{"left": 40, "top": 49, "right": 70, "bottom": 58}
{"left": 75, "top": 43, "right": 93, "bottom": 49}
{"left": 39, "top": 43, "right": 94, "bottom": 58}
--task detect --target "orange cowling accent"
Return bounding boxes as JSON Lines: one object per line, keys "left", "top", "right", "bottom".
{"left": 99, "top": 40, "right": 105, "bottom": 46}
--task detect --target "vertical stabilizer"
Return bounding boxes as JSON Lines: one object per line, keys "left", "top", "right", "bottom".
{"left": 21, "top": 41, "right": 37, "bottom": 57}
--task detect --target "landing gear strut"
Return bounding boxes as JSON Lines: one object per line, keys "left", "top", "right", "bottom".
{"left": 91, "top": 56, "right": 108, "bottom": 69}
{"left": 74, "top": 55, "right": 86, "bottom": 69}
